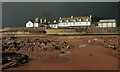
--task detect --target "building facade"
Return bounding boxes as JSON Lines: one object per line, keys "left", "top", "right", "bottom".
{"left": 26, "top": 18, "right": 40, "bottom": 27}
{"left": 34, "top": 23, "right": 39, "bottom": 27}
{"left": 25, "top": 16, "right": 117, "bottom": 28}
{"left": 26, "top": 21, "right": 34, "bottom": 27}
{"left": 97, "top": 19, "right": 117, "bottom": 27}
{"left": 49, "top": 15, "right": 92, "bottom": 28}
{"left": 58, "top": 15, "right": 92, "bottom": 28}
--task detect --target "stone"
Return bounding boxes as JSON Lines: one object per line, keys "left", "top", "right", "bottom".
{"left": 88, "top": 53, "right": 93, "bottom": 56}
{"left": 58, "top": 51, "right": 71, "bottom": 57}
{"left": 79, "top": 44, "right": 86, "bottom": 48}
{"left": 88, "top": 40, "right": 91, "bottom": 43}
{"left": 2, "top": 52, "right": 29, "bottom": 69}
{"left": 67, "top": 45, "right": 74, "bottom": 49}
{"left": 2, "top": 37, "right": 73, "bottom": 53}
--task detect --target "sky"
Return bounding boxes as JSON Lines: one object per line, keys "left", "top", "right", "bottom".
{"left": 2, "top": 2, "right": 119, "bottom": 28}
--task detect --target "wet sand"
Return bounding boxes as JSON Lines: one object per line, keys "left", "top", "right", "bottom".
{"left": 5, "top": 35, "right": 119, "bottom": 70}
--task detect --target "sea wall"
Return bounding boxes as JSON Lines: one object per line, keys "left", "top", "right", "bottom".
{"left": 46, "top": 27, "right": 119, "bottom": 35}
{"left": 2, "top": 27, "right": 119, "bottom": 35}
{"left": 2, "top": 27, "right": 46, "bottom": 35}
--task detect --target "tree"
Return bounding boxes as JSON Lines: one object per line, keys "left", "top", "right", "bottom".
{"left": 91, "top": 16, "right": 101, "bottom": 23}
{"left": 40, "top": 11, "right": 54, "bottom": 24}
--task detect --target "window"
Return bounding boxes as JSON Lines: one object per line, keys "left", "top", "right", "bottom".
{"left": 86, "top": 22, "right": 88, "bottom": 24}
{"left": 73, "top": 19, "right": 76, "bottom": 22}
{"left": 66, "top": 23, "right": 68, "bottom": 25}
{"left": 86, "top": 18, "right": 89, "bottom": 21}
{"left": 79, "top": 22, "right": 80, "bottom": 25}
{"left": 81, "top": 19, "right": 83, "bottom": 21}
{"left": 112, "top": 23, "right": 116, "bottom": 27}
{"left": 29, "top": 23, "right": 31, "bottom": 26}
{"left": 66, "top": 20, "right": 69, "bottom": 22}
{"left": 95, "top": 24, "right": 98, "bottom": 26}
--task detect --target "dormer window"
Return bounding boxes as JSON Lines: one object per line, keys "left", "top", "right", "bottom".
{"left": 59, "top": 20, "right": 62, "bottom": 22}
{"left": 95, "top": 24, "right": 98, "bottom": 26}
{"left": 79, "top": 19, "right": 81, "bottom": 21}
{"left": 73, "top": 19, "right": 76, "bottom": 22}
{"left": 66, "top": 19, "right": 69, "bottom": 22}
{"left": 86, "top": 18, "right": 89, "bottom": 21}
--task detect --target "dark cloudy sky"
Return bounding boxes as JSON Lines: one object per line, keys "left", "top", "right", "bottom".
{"left": 2, "top": 2, "right": 119, "bottom": 28}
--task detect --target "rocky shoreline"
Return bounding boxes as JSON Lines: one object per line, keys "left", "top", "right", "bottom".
{"left": 2, "top": 36, "right": 74, "bottom": 69}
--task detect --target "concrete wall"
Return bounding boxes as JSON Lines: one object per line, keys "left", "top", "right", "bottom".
{"left": 2, "top": 27, "right": 119, "bottom": 35}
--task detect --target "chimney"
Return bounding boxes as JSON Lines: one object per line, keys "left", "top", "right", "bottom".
{"left": 66, "top": 19, "right": 69, "bottom": 22}
{"left": 44, "top": 18, "right": 47, "bottom": 23}
{"left": 71, "top": 16, "right": 73, "bottom": 18}
{"left": 40, "top": 18, "right": 42, "bottom": 24}
{"left": 90, "top": 15, "right": 92, "bottom": 21}
{"left": 60, "top": 20, "right": 62, "bottom": 22}
{"left": 54, "top": 20, "right": 56, "bottom": 23}
{"left": 48, "top": 21, "right": 50, "bottom": 24}
{"left": 79, "top": 19, "right": 81, "bottom": 21}
{"left": 35, "top": 18, "right": 39, "bottom": 23}
{"left": 60, "top": 17, "right": 62, "bottom": 19}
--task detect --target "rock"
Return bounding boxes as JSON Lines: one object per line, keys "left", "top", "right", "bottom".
{"left": 2, "top": 44, "right": 9, "bottom": 51}
{"left": 58, "top": 51, "right": 71, "bottom": 57}
{"left": 87, "top": 40, "right": 91, "bottom": 43}
{"left": 67, "top": 45, "right": 74, "bottom": 49}
{"left": 112, "top": 47, "right": 117, "bottom": 50}
{"left": 93, "top": 38, "right": 98, "bottom": 41}
{"left": 2, "top": 37, "right": 73, "bottom": 52}
{"left": 2, "top": 52, "right": 29, "bottom": 69}
{"left": 79, "top": 44, "right": 86, "bottom": 48}
{"left": 9, "top": 36, "right": 17, "bottom": 40}
{"left": 67, "top": 45, "right": 70, "bottom": 49}
{"left": 40, "top": 42, "right": 46, "bottom": 46}
{"left": 2, "top": 61, "right": 15, "bottom": 69}
{"left": 58, "top": 41, "right": 67, "bottom": 45}
{"left": 88, "top": 53, "right": 93, "bottom": 56}
{"left": 106, "top": 45, "right": 115, "bottom": 49}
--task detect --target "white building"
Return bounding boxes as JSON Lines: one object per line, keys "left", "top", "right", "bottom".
{"left": 97, "top": 19, "right": 117, "bottom": 27}
{"left": 33, "top": 18, "right": 39, "bottom": 27}
{"left": 26, "top": 21, "right": 34, "bottom": 27}
{"left": 26, "top": 21, "right": 39, "bottom": 28}
{"left": 26, "top": 18, "right": 40, "bottom": 27}
{"left": 49, "top": 15, "right": 92, "bottom": 28}
{"left": 58, "top": 15, "right": 92, "bottom": 28}
{"left": 34, "top": 23, "right": 39, "bottom": 27}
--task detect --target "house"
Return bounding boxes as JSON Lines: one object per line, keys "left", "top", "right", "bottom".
{"left": 58, "top": 15, "right": 92, "bottom": 28}
{"left": 26, "top": 15, "right": 117, "bottom": 28}
{"left": 48, "top": 20, "right": 59, "bottom": 28}
{"left": 34, "top": 23, "right": 39, "bottom": 27}
{"left": 26, "top": 21, "right": 34, "bottom": 27}
{"left": 48, "top": 15, "right": 92, "bottom": 29}
{"left": 26, "top": 18, "right": 41, "bottom": 27}
{"left": 96, "top": 19, "right": 117, "bottom": 27}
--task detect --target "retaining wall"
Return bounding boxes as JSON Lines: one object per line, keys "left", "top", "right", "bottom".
{"left": 46, "top": 27, "right": 119, "bottom": 35}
